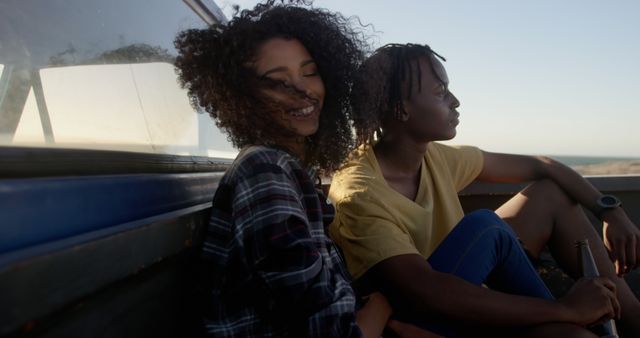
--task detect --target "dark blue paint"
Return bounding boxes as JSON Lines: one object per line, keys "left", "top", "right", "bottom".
{"left": 0, "top": 173, "right": 221, "bottom": 255}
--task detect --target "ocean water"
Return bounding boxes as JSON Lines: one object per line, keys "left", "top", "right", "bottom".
{"left": 548, "top": 155, "right": 640, "bottom": 166}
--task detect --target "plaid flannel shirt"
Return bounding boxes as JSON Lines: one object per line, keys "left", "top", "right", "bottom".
{"left": 200, "top": 146, "right": 361, "bottom": 338}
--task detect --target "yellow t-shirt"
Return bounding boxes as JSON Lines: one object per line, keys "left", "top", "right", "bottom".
{"left": 328, "top": 142, "right": 484, "bottom": 280}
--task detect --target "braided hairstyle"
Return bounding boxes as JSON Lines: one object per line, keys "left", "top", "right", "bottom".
{"left": 174, "top": 0, "right": 368, "bottom": 172}
{"left": 351, "top": 43, "right": 446, "bottom": 146}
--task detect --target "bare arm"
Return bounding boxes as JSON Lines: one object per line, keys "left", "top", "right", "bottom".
{"left": 478, "top": 151, "right": 640, "bottom": 274}
{"left": 477, "top": 151, "right": 600, "bottom": 205}
{"left": 369, "top": 254, "right": 619, "bottom": 327}
{"left": 356, "top": 292, "right": 447, "bottom": 338}
{"left": 355, "top": 292, "right": 392, "bottom": 338}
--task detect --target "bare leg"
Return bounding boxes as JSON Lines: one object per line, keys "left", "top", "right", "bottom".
{"left": 495, "top": 179, "right": 640, "bottom": 336}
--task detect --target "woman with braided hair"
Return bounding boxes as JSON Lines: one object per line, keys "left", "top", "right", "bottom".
{"left": 329, "top": 43, "right": 640, "bottom": 337}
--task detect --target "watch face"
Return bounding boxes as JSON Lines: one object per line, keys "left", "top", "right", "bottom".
{"left": 599, "top": 195, "right": 621, "bottom": 208}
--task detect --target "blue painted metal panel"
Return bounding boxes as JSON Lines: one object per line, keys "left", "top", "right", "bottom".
{"left": 0, "top": 172, "right": 222, "bottom": 254}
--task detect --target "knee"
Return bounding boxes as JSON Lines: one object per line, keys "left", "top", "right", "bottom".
{"left": 466, "top": 209, "right": 502, "bottom": 223}
{"left": 524, "top": 179, "right": 576, "bottom": 209}
{"left": 459, "top": 209, "right": 515, "bottom": 237}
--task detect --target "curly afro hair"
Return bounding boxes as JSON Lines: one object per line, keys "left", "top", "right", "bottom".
{"left": 351, "top": 43, "right": 446, "bottom": 146}
{"left": 174, "top": 0, "right": 368, "bottom": 172}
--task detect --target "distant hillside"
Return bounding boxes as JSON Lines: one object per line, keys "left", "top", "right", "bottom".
{"left": 570, "top": 160, "right": 640, "bottom": 175}
{"left": 545, "top": 156, "right": 640, "bottom": 175}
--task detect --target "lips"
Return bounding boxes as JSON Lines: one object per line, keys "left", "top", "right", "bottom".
{"left": 450, "top": 111, "right": 460, "bottom": 126}
{"left": 288, "top": 104, "right": 316, "bottom": 118}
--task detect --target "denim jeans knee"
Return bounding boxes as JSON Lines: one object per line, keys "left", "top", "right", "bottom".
{"left": 455, "top": 209, "right": 517, "bottom": 240}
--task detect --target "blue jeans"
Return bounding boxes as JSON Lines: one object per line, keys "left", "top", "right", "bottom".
{"left": 392, "top": 209, "right": 554, "bottom": 337}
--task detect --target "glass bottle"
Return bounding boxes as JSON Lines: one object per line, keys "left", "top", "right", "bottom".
{"left": 575, "top": 239, "right": 619, "bottom": 338}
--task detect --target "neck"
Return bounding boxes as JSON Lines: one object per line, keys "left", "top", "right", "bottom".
{"left": 278, "top": 136, "right": 307, "bottom": 162}
{"left": 373, "top": 133, "right": 428, "bottom": 175}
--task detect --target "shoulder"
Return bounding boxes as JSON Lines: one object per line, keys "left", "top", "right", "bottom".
{"left": 427, "top": 143, "right": 484, "bottom": 189}
{"left": 329, "top": 146, "right": 383, "bottom": 204}
{"left": 227, "top": 145, "right": 302, "bottom": 179}
{"left": 427, "top": 141, "right": 479, "bottom": 154}
{"left": 427, "top": 142, "right": 482, "bottom": 162}
{"left": 225, "top": 146, "right": 320, "bottom": 202}
{"left": 234, "top": 145, "right": 298, "bottom": 168}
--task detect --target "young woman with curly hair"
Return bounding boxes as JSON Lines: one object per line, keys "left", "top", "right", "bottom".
{"left": 328, "top": 43, "right": 640, "bottom": 337}
{"left": 175, "top": 0, "right": 363, "bottom": 172}
{"left": 173, "top": 2, "right": 440, "bottom": 338}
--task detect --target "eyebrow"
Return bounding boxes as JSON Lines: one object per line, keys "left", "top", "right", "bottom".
{"left": 432, "top": 83, "right": 447, "bottom": 89}
{"left": 260, "top": 59, "right": 316, "bottom": 77}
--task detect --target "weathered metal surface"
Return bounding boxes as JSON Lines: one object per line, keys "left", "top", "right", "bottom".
{"left": 0, "top": 208, "right": 209, "bottom": 336}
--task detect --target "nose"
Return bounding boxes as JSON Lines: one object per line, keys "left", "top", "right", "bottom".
{"left": 290, "top": 78, "right": 315, "bottom": 100}
{"left": 450, "top": 90, "right": 460, "bottom": 108}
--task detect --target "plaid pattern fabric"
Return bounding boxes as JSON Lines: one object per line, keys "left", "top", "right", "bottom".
{"left": 201, "top": 146, "right": 361, "bottom": 338}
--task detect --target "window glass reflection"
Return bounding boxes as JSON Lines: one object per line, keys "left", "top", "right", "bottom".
{"left": 12, "top": 87, "right": 45, "bottom": 144}
{"left": 0, "top": 0, "right": 236, "bottom": 158}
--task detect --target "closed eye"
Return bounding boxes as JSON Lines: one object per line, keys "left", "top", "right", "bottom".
{"left": 258, "top": 75, "right": 292, "bottom": 89}
{"left": 301, "top": 59, "right": 318, "bottom": 77}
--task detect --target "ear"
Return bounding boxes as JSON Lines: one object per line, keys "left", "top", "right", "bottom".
{"left": 395, "top": 101, "right": 411, "bottom": 122}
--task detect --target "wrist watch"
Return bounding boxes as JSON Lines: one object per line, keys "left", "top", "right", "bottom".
{"left": 593, "top": 194, "right": 622, "bottom": 219}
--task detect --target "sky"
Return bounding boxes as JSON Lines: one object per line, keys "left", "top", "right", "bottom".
{"left": 217, "top": 0, "right": 640, "bottom": 157}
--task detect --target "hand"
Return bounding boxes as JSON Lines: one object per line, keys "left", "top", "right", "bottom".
{"left": 601, "top": 210, "right": 640, "bottom": 275}
{"left": 386, "top": 319, "right": 444, "bottom": 338}
{"left": 559, "top": 276, "right": 620, "bottom": 326}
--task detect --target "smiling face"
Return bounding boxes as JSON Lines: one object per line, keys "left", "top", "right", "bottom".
{"left": 252, "top": 37, "right": 325, "bottom": 142}
{"left": 401, "top": 54, "right": 460, "bottom": 142}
